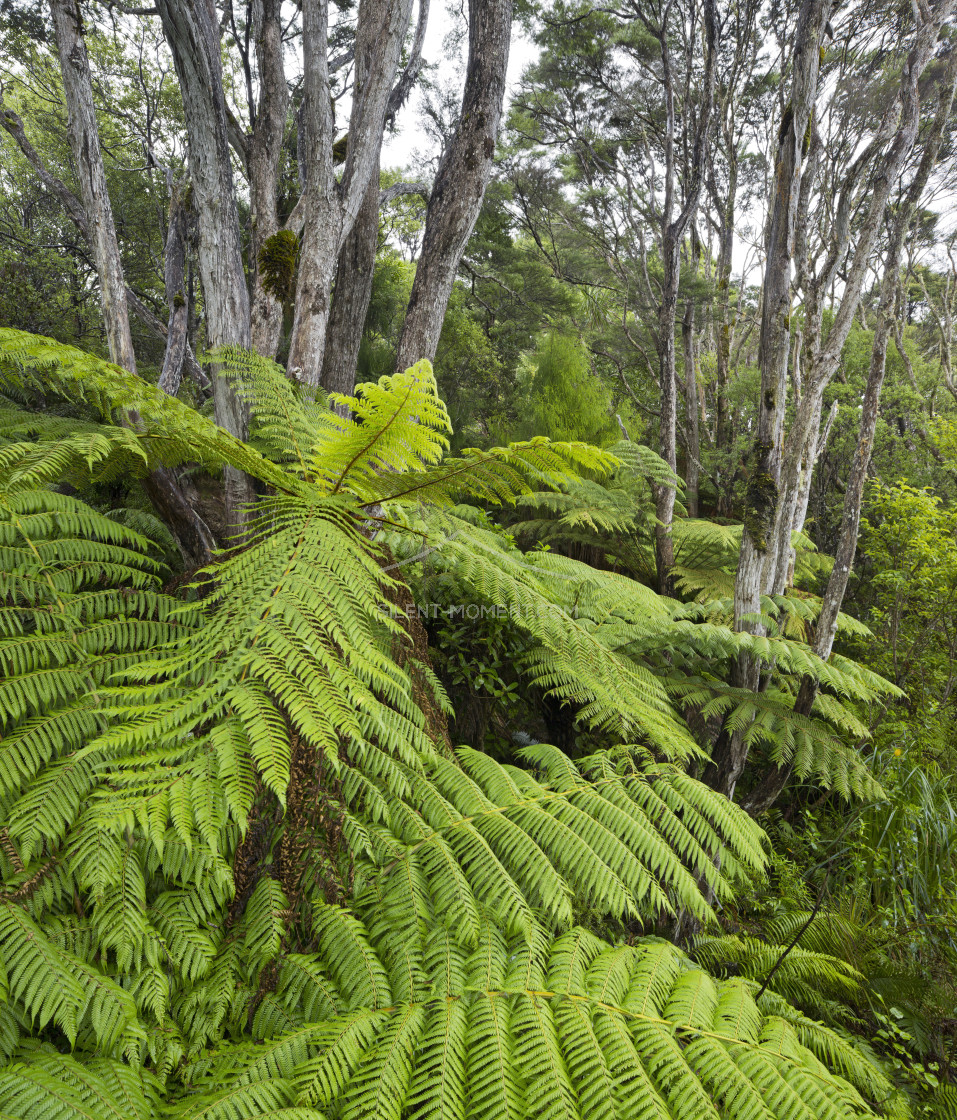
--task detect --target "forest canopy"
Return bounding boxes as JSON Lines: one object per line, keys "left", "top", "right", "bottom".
{"left": 2, "top": 0, "right": 957, "bottom": 1118}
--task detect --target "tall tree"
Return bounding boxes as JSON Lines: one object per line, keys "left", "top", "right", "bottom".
{"left": 154, "top": 0, "right": 257, "bottom": 529}
{"left": 710, "top": 0, "right": 957, "bottom": 799}
{"left": 288, "top": 0, "right": 415, "bottom": 382}
{"left": 394, "top": 0, "right": 513, "bottom": 370}
{"left": 742, "top": 44, "right": 957, "bottom": 814}
{"left": 48, "top": 0, "right": 216, "bottom": 565}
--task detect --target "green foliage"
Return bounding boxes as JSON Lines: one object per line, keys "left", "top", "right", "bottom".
{"left": 860, "top": 482, "right": 957, "bottom": 699}
{"left": 0, "top": 331, "right": 915, "bottom": 1118}
{"left": 514, "top": 332, "right": 618, "bottom": 445}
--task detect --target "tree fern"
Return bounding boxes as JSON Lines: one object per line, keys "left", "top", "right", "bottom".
{"left": 0, "top": 332, "right": 907, "bottom": 1119}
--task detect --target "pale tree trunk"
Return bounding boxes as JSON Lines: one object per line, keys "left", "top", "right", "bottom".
{"left": 730, "top": 0, "right": 831, "bottom": 651}
{"left": 48, "top": 0, "right": 215, "bottom": 568}
{"left": 706, "top": 0, "right": 831, "bottom": 799}
{"left": 49, "top": 0, "right": 133, "bottom": 371}
{"left": 159, "top": 181, "right": 190, "bottom": 395}
{"left": 682, "top": 300, "right": 700, "bottom": 518}
{"left": 731, "top": 23, "right": 957, "bottom": 813}
{"left": 706, "top": 0, "right": 760, "bottom": 513}
{"left": 712, "top": 164, "right": 736, "bottom": 481}
{"left": 289, "top": 0, "right": 414, "bottom": 384}
{"left": 393, "top": 0, "right": 513, "bottom": 370}
{"left": 248, "top": 0, "right": 289, "bottom": 359}
{"left": 320, "top": 0, "right": 431, "bottom": 395}
{"left": 320, "top": 159, "right": 380, "bottom": 395}
{"left": 649, "top": 0, "right": 716, "bottom": 594}
{"left": 155, "top": 0, "right": 257, "bottom": 531}
{"left": 286, "top": 0, "right": 337, "bottom": 384}
{"left": 741, "top": 49, "right": 957, "bottom": 816}
{"left": 792, "top": 399, "right": 836, "bottom": 539}
{"left": 766, "top": 0, "right": 956, "bottom": 598}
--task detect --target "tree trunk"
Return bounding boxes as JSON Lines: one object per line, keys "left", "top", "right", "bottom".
{"left": 155, "top": 0, "right": 257, "bottom": 531}
{"left": 682, "top": 300, "right": 700, "bottom": 518}
{"left": 49, "top": 0, "right": 216, "bottom": 569}
{"left": 320, "top": 161, "right": 380, "bottom": 396}
{"left": 248, "top": 0, "right": 289, "bottom": 359}
{"left": 318, "top": 0, "right": 431, "bottom": 396}
{"left": 393, "top": 0, "right": 513, "bottom": 370}
{"left": 713, "top": 163, "right": 736, "bottom": 460}
{"left": 737, "top": 38, "right": 957, "bottom": 816}
{"left": 765, "top": 0, "right": 956, "bottom": 600}
{"left": 707, "top": 0, "right": 831, "bottom": 799}
{"left": 159, "top": 181, "right": 190, "bottom": 395}
{"left": 732, "top": 0, "right": 830, "bottom": 648}
{"left": 289, "top": 0, "right": 414, "bottom": 383}
{"left": 655, "top": 253, "right": 681, "bottom": 590}
{"left": 49, "top": 0, "right": 135, "bottom": 373}
{"left": 651, "top": 0, "right": 716, "bottom": 593}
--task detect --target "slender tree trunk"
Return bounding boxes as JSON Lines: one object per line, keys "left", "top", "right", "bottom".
{"left": 792, "top": 399, "right": 836, "bottom": 538}
{"left": 651, "top": 0, "right": 716, "bottom": 595}
{"left": 766, "top": 0, "right": 956, "bottom": 599}
{"left": 49, "top": 0, "right": 135, "bottom": 373}
{"left": 319, "top": 1, "right": 431, "bottom": 396}
{"left": 320, "top": 160, "right": 380, "bottom": 395}
{"left": 738, "top": 41, "right": 957, "bottom": 817}
{"left": 393, "top": 0, "right": 513, "bottom": 370}
{"left": 248, "top": 0, "right": 289, "bottom": 359}
{"left": 682, "top": 300, "right": 700, "bottom": 518}
{"left": 159, "top": 181, "right": 190, "bottom": 395}
{"left": 286, "top": 0, "right": 337, "bottom": 386}
{"left": 655, "top": 253, "right": 681, "bottom": 588}
{"left": 289, "top": 0, "right": 414, "bottom": 383}
{"left": 731, "top": 0, "right": 830, "bottom": 653}
{"left": 712, "top": 162, "right": 736, "bottom": 515}
{"left": 706, "top": 0, "right": 831, "bottom": 799}
{"left": 155, "top": 0, "right": 256, "bottom": 531}
{"left": 48, "top": 0, "right": 216, "bottom": 568}
{"left": 714, "top": 163, "right": 736, "bottom": 450}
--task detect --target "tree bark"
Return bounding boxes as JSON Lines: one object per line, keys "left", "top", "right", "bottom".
{"left": 318, "top": 0, "right": 432, "bottom": 396}
{"left": 766, "top": 0, "right": 956, "bottom": 599}
{"left": 735, "top": 30, "right": 957, "bottom": 815}
{"left": 47, "top": 0, "right": 216, "bottom": 570}
{"left": 682, "top": 299, "right": 700, "bottom": 518}
{"left": 712, "top": 163, "right": 736, "bottom": 466}
{"left": 320, "top": 158, "right": 381, "bottom": 396}
{"left": 158, "top": 180, "right": 191, "bottom": 395}
{"left": 393, "top": 0, "right": 513, "bottom": 371}
{"left": 731, "top": 0, "right": 831, "bottom": 655}
{"left": 651, "top": 0, "right": 716, "bottom": 595}
{"left": 49, "top": 0, "right": 136, "bottom": 373}
{"left": 155, "top": 0, "right": 257, "bottom": 531}
{"left": 289, "top": 0, "right": 414, "bottom": 384}
{"left": 706, "top": 0, "right": 832, "bottom": 799}
{"left": 248, "top": 0, "right": 289, "bottom": 359}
